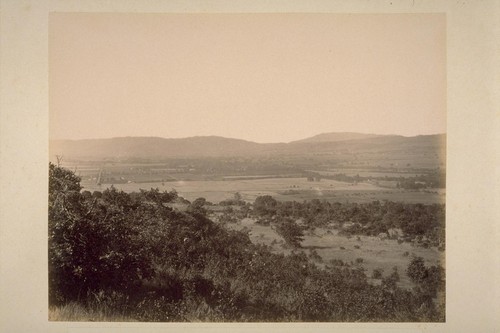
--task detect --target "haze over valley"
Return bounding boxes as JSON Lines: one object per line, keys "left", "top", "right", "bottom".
{"left": 49, "top": 130, "right": 446, "bottom": 321}
{"left": 51, "top": 131, "right": 445, "bottom": 205}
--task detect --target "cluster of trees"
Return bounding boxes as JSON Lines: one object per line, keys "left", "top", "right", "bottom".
{"left": 407, "top": 257, "right": 445, "bottom": 297}
{"left": 218, "top": 192, "right": 246, "bottom": 206}
{"left": 49, "top": 163, "right": 444, "bottom": 321}
{"left": 251, "top": 196, "right": 445, "bottom": 247}
{"left": 321, "top": 171, "right": 445, "bottom": 189}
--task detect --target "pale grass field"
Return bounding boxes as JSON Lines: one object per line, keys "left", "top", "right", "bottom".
{"left": 49, "top": 302, "right": 136, "bottom": 322}
{"left": 227, "top": 218, "right": 443, "bottom": 290}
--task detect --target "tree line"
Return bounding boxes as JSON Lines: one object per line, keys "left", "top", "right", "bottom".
{"left": 316, "top": 171, "right": 445, "bottom": 189}
{"left": 251, "top": 196, "right": 445, "bottom": 248}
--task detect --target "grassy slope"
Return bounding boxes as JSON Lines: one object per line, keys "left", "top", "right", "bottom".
{"left": 225, "top": 218, "right": 443, "bottom": 290}
{"left": 49, "top": 302, "right": 136, "bottom": 322}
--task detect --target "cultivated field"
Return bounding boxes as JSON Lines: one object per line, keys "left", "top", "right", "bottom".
{"left": 81, "top": 177, "right": 445, "bottom": 204}
{"left": 307, "top": 169, "right": 425, "bottom": 178}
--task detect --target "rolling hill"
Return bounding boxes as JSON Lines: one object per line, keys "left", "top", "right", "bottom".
{"left": 291, "top": 132, "right": 387, "bottom": 143}
{"left": 50, "top": 133, "right": 446, "bottom": 160}
{"left": 50, "top": 136, "right": 264, "bottom": 159}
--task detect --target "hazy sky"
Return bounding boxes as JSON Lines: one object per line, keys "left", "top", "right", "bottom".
{"left": 50, "top": 13, "right": 446, "bottom": 143}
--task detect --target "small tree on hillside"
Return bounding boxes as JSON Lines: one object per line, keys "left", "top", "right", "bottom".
{"left": 407, "top": 256, "right": 444, "bottom": 297}
{"left": 233, "top": 192, "right": 243, "bottom": 204}
{"left": 253, "top": 195, "right": 278, "bottom": 217}
{"left": 406, "top": 256, "right": 428, "bottom": 284}
{"left": 188, "top": 197, "right": 208, "bottom": 215}
{"left": 274, "top": 217, "right": 304, "bottom": 248}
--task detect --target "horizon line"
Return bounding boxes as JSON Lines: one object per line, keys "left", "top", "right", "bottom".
{"left": 49, "top": 132, "right": 447, "bottom": 144}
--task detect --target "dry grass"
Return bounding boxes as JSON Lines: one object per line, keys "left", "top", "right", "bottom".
{"left": 228, "top": 220, "right": 443, "bottom": 290}
{"left": 49, "top": 302, "right": 136, "bottom": 322}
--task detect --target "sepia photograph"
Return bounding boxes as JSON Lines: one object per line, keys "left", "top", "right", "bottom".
{"left": 48, "top": 13, "right": 446, "bottom": 322}
{"left": 0, "top": 0, "right": 498, "bottom": 332}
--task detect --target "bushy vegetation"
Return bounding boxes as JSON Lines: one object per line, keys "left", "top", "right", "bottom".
{"left": 273, "top": 218, "right": 304, "bottom": 248}
{"left": 49, "top": 163, "right": 444, "bottom": 322}
{"left": 250, "top": 197, "right": 445, "bottom": 247}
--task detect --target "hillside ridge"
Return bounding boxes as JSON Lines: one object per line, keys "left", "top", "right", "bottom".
{"left": 50, "top": 133, "right": 446, "bottom": 159}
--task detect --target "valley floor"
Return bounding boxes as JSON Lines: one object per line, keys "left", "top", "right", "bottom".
{"left": 81, "top": 177, "right": 445, "bottom": 205}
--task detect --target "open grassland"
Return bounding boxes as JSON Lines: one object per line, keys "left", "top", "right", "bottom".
{"left": 225, "top": 218, "right": 443, "bottom": 290}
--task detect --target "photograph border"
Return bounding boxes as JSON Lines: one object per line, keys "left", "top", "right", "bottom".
{"left": 1, "top": 0, "right": 498, "bottom": 332}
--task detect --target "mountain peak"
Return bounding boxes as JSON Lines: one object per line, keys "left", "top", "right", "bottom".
{"left": 292, "top": 132, "right": 392, "bottom": 143}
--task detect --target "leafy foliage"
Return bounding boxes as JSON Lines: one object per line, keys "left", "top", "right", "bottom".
{"left": 407, "top": 256, "right": 445, "bottom": 296}
{"left": 49, "top": 165, "right": 158, "bottom": 303}
{"left": 49, "top": 164, "right": 444, "bottom": 322}
{"left": 251, "top": 196, "right": 445, "bottom": 247}
{"left": 274, "top": 217, "right": 304, "bottom": 248}
{"left": 253, "top": 195, "right": 278, "bottom": 217}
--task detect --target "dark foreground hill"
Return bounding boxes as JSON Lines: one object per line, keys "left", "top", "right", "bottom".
{"left": 50, "top": 133, "right": 446, "bottom": 160}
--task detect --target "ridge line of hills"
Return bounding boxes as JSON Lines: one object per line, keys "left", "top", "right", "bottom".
{"left": 50, "top": 132, "right": 446, "bottom": 159}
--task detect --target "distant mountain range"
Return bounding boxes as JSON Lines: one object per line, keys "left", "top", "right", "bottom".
{"left": 50, "top": 132, "right": 446, "bottom": 160}
{"left": 290, "top": 132, "right": 387, "bottom": 143}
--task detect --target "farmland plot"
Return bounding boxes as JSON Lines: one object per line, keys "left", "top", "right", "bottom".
{"left": 81, "top": 177, "right": 444, "bottom": 204}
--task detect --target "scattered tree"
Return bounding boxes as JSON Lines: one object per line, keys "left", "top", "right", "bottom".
{"left": 274, "top": 218, "right": 304, "bottom": 248}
